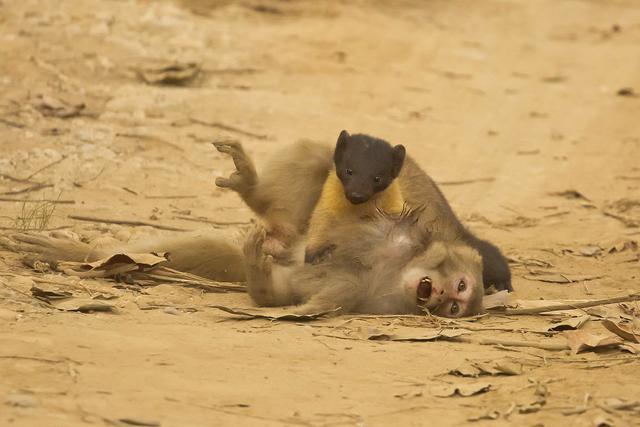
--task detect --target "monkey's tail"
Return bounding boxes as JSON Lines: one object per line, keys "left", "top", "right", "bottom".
{"left": 2, "top": 232, "right": 247, "bottom": 283}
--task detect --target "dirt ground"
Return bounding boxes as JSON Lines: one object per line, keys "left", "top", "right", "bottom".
{"left": 1, "top": 0, "right": 640, "bottom": 425}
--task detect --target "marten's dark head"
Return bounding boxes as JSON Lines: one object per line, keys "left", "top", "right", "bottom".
{"left": 334, "top": 130, "right": 406, "bottom": 205}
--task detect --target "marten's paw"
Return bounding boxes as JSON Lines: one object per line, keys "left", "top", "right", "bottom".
{"left": 213, "top": 140, "right": 257, "bottom": 193}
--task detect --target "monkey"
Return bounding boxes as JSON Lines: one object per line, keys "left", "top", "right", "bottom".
{"left": 242, "top": 209, "right": 484, "bottom": 317}
{"left": 304, "top": 130, "right": 406, "bottom": 262}
{"left": 2, "top": 207, "right": 485, "bottom": 318}
{"left": 214, "top": 132, "right": 512, "bottom": 292}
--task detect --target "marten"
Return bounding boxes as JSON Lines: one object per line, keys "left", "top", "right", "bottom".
{"left": 304, "top": 131, "right": 406, "bottom": 262}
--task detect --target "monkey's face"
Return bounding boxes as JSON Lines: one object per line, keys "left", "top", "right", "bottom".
{"left": 400, "top": 242, "right": 484, "bottom": 318}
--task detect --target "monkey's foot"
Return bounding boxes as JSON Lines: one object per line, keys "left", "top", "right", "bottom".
{"left": 213, "top": 140, "right": 258, "bottom": 192}
{"left": 242, "top": 226, "right": 273, "bottom": 275}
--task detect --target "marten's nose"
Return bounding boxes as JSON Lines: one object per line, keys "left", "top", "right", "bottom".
{"left": 346, "top": 192, "right": 368, "bottom": 204}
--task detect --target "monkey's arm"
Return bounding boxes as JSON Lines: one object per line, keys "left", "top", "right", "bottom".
{"left": 290, "top": 270, "right": 361, "bottom": 315}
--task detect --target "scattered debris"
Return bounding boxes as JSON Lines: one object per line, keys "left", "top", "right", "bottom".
{"left": 209, "top": 305, "right": 340, "bottom": 321}
{"left": 31, "top": 94, "right": 85, "bottom": 118}
{"left": 549, "top": 189, "right": 590, "bottom": 201}
{"left": 602, "top": 319, "right": 640, "bottom": 343}
{"left": 431, "top": 382, "right": 492, "bottom": 397}
{"left": 617, "top": 87, "right": 637, "bottom": 98}
{"left": 564, "top": 330, "right": 623, "bottom": 354}
{"left": 58, "top": 252, "right": 170, "bottom": 278}
{"left": 5, "top": 392, "right": 39, "bottom": 408}
{"left": 450, "top": 358, "right": 523, "bottom": 377}
{"left": 547, "top": 315, "right": 590, "bottom": 332}
{"left": 136, "top": 61, "right": 201, "bottom": 86}
{"left": 68, "top": 215, "right": 190, "bottom": 232}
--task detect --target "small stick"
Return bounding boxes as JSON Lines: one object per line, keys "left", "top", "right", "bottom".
{"left": 1, "top": 183, "right": 53, "bottom": 196}
{"left": 0, "top": 118, "right": 25, "bottom": 129}
{"left": 146, "top": 195, "right": 198, "bottom": 200}
{"left": 26, "top": 155, "right": 68, "bottom": 180}
{"left": 456, "top": 336, "right": 569, "bottom": 351}
{"left": 437, "top": 177, "right": 495, "bottom": 186}
{"left": 189, "top": 117, "right": 269, "bottom": 140}
{"left": 67, "top": 215, "right": 190, "bottom": 231}
{"left": 0, "top": 197, "right": 75, "bottom": 204}
{"left": 496, "top": 293, "right": 640, "bottom": 315}
{"left": 0, "top": 173, "right": 38, "bottom": 184}
{"left": 173, "top": 215, "right": 250, "bottom": 226}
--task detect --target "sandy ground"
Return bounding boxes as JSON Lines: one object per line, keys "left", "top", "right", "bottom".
{"left": 1, "top": 0, "right": 640, "bottom": 425}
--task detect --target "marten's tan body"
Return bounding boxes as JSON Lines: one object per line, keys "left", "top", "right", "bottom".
{"left": 306, "top": 171, "right": 405, "bottom": 256}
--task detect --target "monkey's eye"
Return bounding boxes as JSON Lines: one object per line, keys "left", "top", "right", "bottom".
{"left": 450, "top": 302, "right": 459, "bottom": 316}
{"left": 374, "top": 176, "right": 381, "bottom": 183}
{"left": 457, "top": 280, "right": 466, "bottom": 293}
{"left": 346, "top": 168, "right": 353, "bottom": 176}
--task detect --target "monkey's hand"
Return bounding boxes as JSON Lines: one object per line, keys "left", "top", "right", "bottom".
{"left": 213, "top": 140, "right": 258, "bottom": 195}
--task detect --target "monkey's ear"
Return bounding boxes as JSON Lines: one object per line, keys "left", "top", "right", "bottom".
{"left": 335, "top": 130, "right": 350, "bottom": 163}
{"left": 391, "top": 144, "right": 406, "bottom": 177}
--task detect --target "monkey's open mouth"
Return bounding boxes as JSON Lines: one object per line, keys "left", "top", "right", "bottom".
{"left": 416, "top": 276, "right": 432, "bottom": 303}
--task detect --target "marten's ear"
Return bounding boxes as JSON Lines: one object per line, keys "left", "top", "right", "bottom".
{"left": 334, "top": 130, "right": 350, "bottom": 163}
{"left": 391, "top": 144, "right": 406, "bottom": 177}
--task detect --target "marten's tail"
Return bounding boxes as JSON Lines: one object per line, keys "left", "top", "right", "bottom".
{"left": 1, "top": 232, "right": 246, "bottom": 282}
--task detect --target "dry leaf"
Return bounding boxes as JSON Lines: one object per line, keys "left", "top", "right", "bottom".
{"left": 618, "top": 303, "right": 639, "bottom": 317}
{"left": 618, "top": 343, "right": 640, "bottom": 354}
{"left": 606, "top": 239, "right": 638, "bottom": 254}
{"left": 602, "top": 319, "right": 640, "bottom": 343}
{"left": 30, "top": 284, "right": 73, "bottom": 301}
{"left": 431, "top": 382, "right": 491, "bottom": 397}
{"left": 549, "top": 189, "right": 589, "bottom": 201}
{"left": 547, "top": 315, "right": 590, "bottom": 332}
{"left": 119, "top": 418, "right": 161, "bottom": 427}
{"left": 451, "top": 358, "right": 522, "bottom": 377}
{"left": 59, "top": 252, "right": 169, "bottom": 278}
{"left": 601, "top": 397, "right": 640, "bottom": 412}
{"left": 209, "top": 305, "right": 339, "bottom": 321}
{"left": 5, "top": 393, "right": 38, "bottom": 408}
{"left": 483, "top": 290, "right": 510, "bottom": 309}
{"left": 377, "top": 329, "right": 468, "bottom": 342}
{"left": 563, "top": 330, "right": 623, "bottom": 354}
{"left": 592, "top": 416, "right": 614, "bottom": 427}
{"left": 467, "top": 410, "right": 500, "bottom": 421}
{"left": 53, "top": 298, "right": 115, "bottom": 313}
{"left": 137, "top": 61, "right": 201, "bottom": 86}
{"left": 32, "top": 94, "right": 85, "bottom": 118}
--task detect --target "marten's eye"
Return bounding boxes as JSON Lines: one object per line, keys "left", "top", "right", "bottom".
{"left": 457, "top": 280, "right": 466, "bottom": 293}
{"left": 450, "top": 302, "right": 459, "bottom": 315}
{"left": 374, "top": 176, "right": 381, "bottom": 183}
{"left": 346, "top": 168, "right": 353, "bottom": 175}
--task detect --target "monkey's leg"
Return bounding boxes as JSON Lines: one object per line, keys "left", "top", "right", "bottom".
{"left": 242, "top": 226, "right": 296, "bottom": 306}
{"left": 213, "top": 141, "right": 263, "bottom": 213}
{"left": 213, "top": 141, "right": 293, "bottom": 257}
